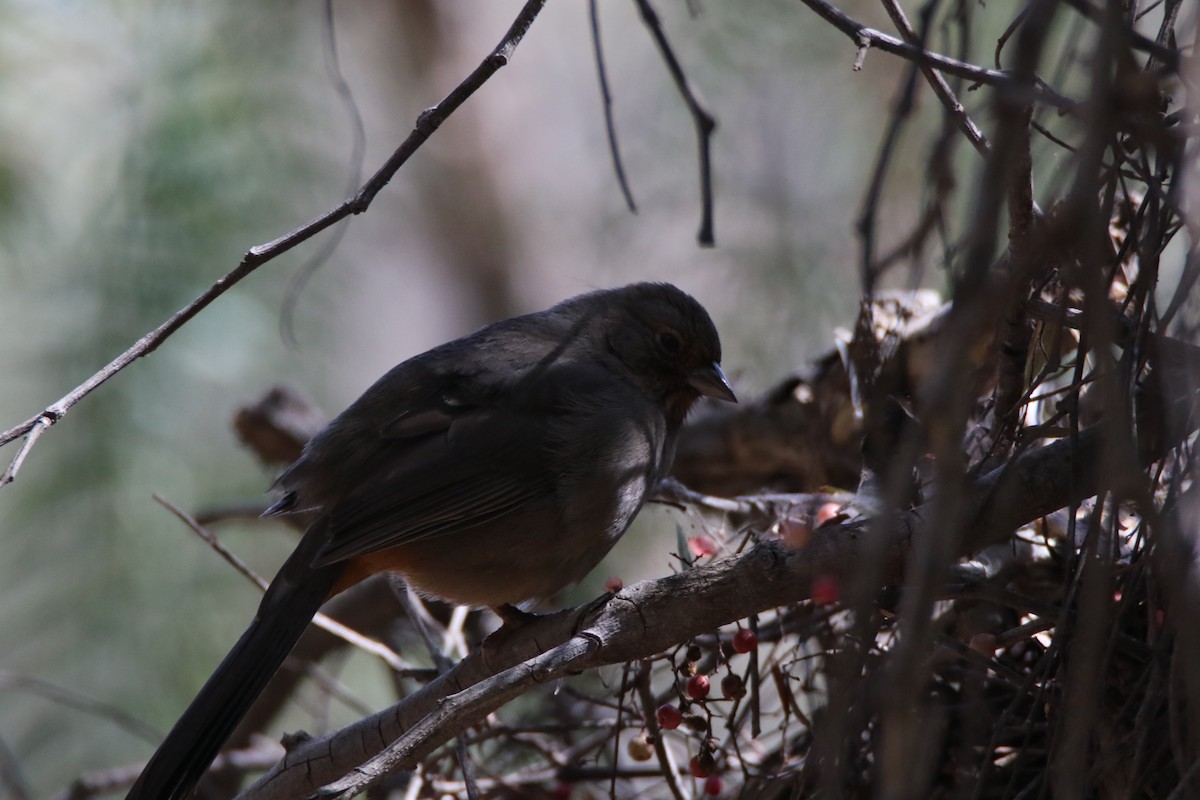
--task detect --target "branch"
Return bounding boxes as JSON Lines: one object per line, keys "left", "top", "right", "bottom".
{"left": 879, "top": 0, "right": 991, "bottom": 159}
{"left": 0, "top": 0, "right": 549, "bottom": 486}
{"left": 240, "top": 414, "right": 1151, "bottom": 799}
{"left": 589, "top": 0, "right": 637, "bottom": 213}
{"left": 1057, "top": 0, "right": 1182, "bottom": 71}
{"left": 0, "top": 671, "right": 161, "bottom": 745}
{"left": 153, "top": 494, "right": 417, "bottom": 675}
{"left": 795, "top": 0, "right": 1077, "bottom": 110}
{"left": 633, "top": 0, "right": 717, "bottom": 246}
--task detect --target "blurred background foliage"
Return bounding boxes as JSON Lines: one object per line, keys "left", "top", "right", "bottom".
{"left": 0, "top": 0, "right": 1096, "bottom": 793}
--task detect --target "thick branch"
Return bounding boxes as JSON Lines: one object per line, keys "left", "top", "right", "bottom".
{"left": 240, "top": 417, "right": 1134, "bottom": 799}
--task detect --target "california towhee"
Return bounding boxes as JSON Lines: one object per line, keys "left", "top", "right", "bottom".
{"left": 128, "top": 282, "right": 734, "bottom": 799}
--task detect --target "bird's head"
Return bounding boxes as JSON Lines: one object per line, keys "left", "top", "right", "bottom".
{"left": 599, "top": 283, "right": 736, "bottom": 426}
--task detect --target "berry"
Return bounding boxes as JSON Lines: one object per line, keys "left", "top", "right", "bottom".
{"left": 604, "top": 575, "right": 624, "bottom": 593}
{"left": 811, "top": 575, "right": 841, "bottom": 606}
{"left": 627, "top": 732, "right": 655, "bottom": 762}
{"left": 815, "top": 502, "right": 843, "bottom": 527}
{"left": 721, "top": 674, "right": 746, "bottom": 700}
{"left": 969, "top": 633, "right": 997, "bottom": 656}
{"left": 688, "top": 535, "right": 718, "bottom": 558}
{"left": 656, "top": 703, "right": 683, "bottom": 730}
{"left": 704, "top": 775, "right": 724, "bottom": 795}
{"left": 550, "top": 782, "right": 572, "bottom": 799}
{"left": 731, "top": 628, "right": 757, "bottom": 653}
{"left": 689, "top": 753, "right": 716, "bottom": 778}
{"left": 687, "top": 673, "right": 711, "bottom": 700}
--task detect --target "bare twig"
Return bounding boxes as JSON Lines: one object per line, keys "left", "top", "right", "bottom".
{"left": 0, "top": 672, "right": 161, "bottom": 744}
{"left": 310, "top": 637, "right": 596, "bottom": 799}
{"left": 633, "top": 0, "right": 717, "bottom": 245}
{"left": 0, "top": 735, "right": 30, "bottom": 800}
{"left": 1056, "top": 0, "right": 1182, "bottom": 71}
{"left": 856, "top": 1, "right": 924, "bottom": 293}
{"left": 0, "top": 0, "right": 549, "bottom": 484}
{"left": 392, "top": 584, "right": 481, "bottom": 800}
{"left": 56, "top": 746, "right": 285, "bottom": 800}
{"left": 991, "top": 104, "right": 1037, "bottom": 436}
{"left": 0, "top": 416, "right": 50, "bottom": 486}
{"left": 589, "top": 0, "right": 638, "bottom": 213}
{"left": 152, "top": 494, "right": 418, "bottom": 675}
{"left": 880, "top": 0, "right": 991, "bottom": 158}
{"left": 635, "top": 661, "right": 689, "bottom": 800}
{"left": 279, "top": 0, "right": 368, "bottom": 345}
{"left": 994, "top": 4, "right": 1032, "bottom": 69}
{"left": 795, "top": 0, "right": 1077, "bottom": 110}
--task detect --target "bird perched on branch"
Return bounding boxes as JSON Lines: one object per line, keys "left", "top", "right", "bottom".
{"left": 127, "top": 281, "right": 735, "bottom": 799}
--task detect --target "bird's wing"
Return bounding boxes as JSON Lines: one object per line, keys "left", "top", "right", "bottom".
{"left": 313, "top": 403, "right": 556, "bottom": 566}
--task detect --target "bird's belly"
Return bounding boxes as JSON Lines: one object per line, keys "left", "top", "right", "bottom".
{"left": 387, "top": 510, "right": 617, "bottom": 608}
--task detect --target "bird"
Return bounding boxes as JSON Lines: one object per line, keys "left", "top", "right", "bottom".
{"left": 126, "top": 281, "right": 735, "bottom": 799}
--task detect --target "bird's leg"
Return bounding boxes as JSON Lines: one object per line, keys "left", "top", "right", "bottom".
{"left": 568, "top": 591, "right": 615, "bottom": 637}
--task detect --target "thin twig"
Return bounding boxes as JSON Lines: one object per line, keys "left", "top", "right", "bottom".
{"left": 856, "top": 0, "right": 927, "bottom": 293}
{"left": 54, "top": 746, "right": 284, "bottom": 800}
{"left": 280, "top": 0, "right": 368, "bottom": 345}
{"left": 312, "top": 637, "right": 597, "bottom": 799}
{"left": 880, "top": 0, "right": 991, "bottom": 158}
{"left": 393, "top": 584, "right": 481, "bottom": 800}
{"left": 283, "top": 659, "right": 377, "bottom": 717}
{"left": 795, "top": 0, "right": 1077, "bottom": 110}
{"left": 0, "top": 0, "right": 549, "bottom": 483}
{"left": 0, "top": 671, "right": 162, "bottom": 744}
{"left": 589, "top": 0, "right": 638, "bottom": 213}
{"left": 152, "top": 494, "right": 419, "bottom": 675}
{"left": 635, "top": 661, "right": 690, "bottom": 800}
{"left": 633, "top": 0, "right": 717, "bottom": 245}
{"left": 0, "top": 735, "right": 30, "bottom": 800}
{"left": 1057, "top": 0, "right": 1182, "bottom": 71}
{"left": 0, "top": 416, "right": 50, "bottom": 486}
{"left": 994, "top": 4, "right": 1032, "bottom": 69}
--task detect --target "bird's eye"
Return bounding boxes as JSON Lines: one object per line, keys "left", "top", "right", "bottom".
{"left": 657, "top": 330, "right": 682, "bottom": 355}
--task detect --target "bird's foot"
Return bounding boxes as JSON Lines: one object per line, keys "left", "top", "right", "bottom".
{"left": 492, "top": 603, "right": 542, "bottom": 629}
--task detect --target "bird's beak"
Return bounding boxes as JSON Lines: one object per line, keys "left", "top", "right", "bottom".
{"left": 688, "top": 362, "right": 737, "bottom": 403}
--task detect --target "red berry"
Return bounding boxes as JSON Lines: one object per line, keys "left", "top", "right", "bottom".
{"left": 815, "top": 502, "right": 843, "bottom": 527}
{"left": 550, "top": 781, "right": 572, "bottom": 799}
{"left": 687, "top": 673, "right": 711, "bottom": 699}
{"left": 704, "top": 775, "right": 724, "bottom": 795}
{"left": 969, "top": 633, "right": 997, "bottom": 656}
{"left": 811, "top": 575, "right": 841, "bottom": 606}
{"left": 689, "top": 753, "right": 716, "bottom": 778}
{"left": 604, "top": 575, "right": 624, "bottom": 593}
{"left": 688, "top": 535, "right": 719, "bottom": 558}
{"left": 656, "top": 703, "right": 683, "bottom": 730}
{"left": 731, "top": 628, "right": 757, "bottom": 653}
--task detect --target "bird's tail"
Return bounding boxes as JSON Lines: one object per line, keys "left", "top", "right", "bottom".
{"left": 127, "top": 518, "right": 340, "bottom": 800}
